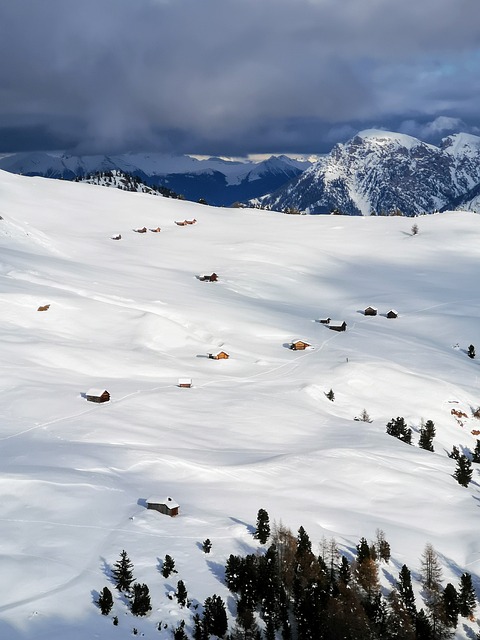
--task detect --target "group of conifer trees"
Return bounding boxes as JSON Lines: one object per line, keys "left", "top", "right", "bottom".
{"left": 224, "top": 517, "right": 477, "bottom": 640}
{"left": 95, "top": 511, "right": 477, "bottom": 639}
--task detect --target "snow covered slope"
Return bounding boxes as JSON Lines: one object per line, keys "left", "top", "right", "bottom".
{"left": 260, "top": 130, "right": 480, "bottom": 215}
{"left": 0, "top": 170, "right": 480, "bottom": 638}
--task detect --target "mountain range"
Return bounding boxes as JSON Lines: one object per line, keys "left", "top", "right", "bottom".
{"left": 258, "top": 130, "right": 480, "bottom": 215}
{"left": 0, "top": 151, "right": 310, "bottom": 207}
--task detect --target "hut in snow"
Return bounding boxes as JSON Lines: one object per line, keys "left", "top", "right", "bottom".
{"left": 146, "top": 496, "right": 179, "bottom": 517}
{"left": 290, "top": 340, "right": 311, "bottom": 351}
{"left": 86, "top": 388, "right": 110, "bottom": 403}
{"left": 364, "top": 306, "right": 378, "bottom": 316}
{"left": 328, "top": 321, "right": 347, "bottom": 332}
{"left": 208, "top": 351, "right": 229, "bottom": 360}
{"left": 178, "top": 378, "right": 192, "bottom": 388}
{"left": 386, "top": 309, "right": 398, "bottom": 318}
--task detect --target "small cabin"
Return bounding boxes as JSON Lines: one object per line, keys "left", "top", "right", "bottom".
{"left": 199, "top": 273, "right": 218, "bottom": 282}
{"left": 150, "top": 227, "right": 161, "bottom": 233}
{"left": 386, "top": 309, "right": 398, "bottom": 319}
{"left": 364, "top": 306, "right": 378, "bottom": 316}
{"left": 175, "top": 220, "right": 187, "bottom": 226}
{"left": 86, "top": 388, "right": 110, "bottom": 403}
{"left": 111, "top": 234, "right": 122, "bottom": 240}
{"left": 328, "top": 321, "right": 347, "bottom": 332}
{"left": 146, "top": 496, "right": 179, "bottom": 517}
{"left": 319, "top": 317, "right": 331, "bottom": 324}
{"left": 185, "top": 219, "right": 197, "bottom": 225}
{"left": 208, "top": 351, "right": 229, "bottom": 360}
{"left": 290, "top": 340, "right": 311, "bottom": 350}
{"left": 37, "top": 304, "right": 50, "bottom": 312}
{"left": 178, "top": 378, "right": 192, "bottom": 388}
{"left": 134, "top": 227, "right": 147, "bottom": 233}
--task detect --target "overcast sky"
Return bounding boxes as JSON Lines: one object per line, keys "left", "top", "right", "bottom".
{"left": 1, "top": 0, "right": 480, "bottom": 156}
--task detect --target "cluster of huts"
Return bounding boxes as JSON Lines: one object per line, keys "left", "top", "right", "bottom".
{"left": 364, "top": 306, "right": 398, "bottom": 318}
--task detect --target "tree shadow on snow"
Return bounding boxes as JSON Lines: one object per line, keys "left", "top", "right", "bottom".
{"left": 229, "top": 516, "right": 255, "bottom": 535}
{"left": 206, "top": 559, "right": 226, "bottom": 585}
{"left": 90, "top": 588, "right": 100, "bottom": 606}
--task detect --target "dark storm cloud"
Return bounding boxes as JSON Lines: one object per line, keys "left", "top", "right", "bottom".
{"left": 1, "top": 0, "right": 480, "bottom": 155}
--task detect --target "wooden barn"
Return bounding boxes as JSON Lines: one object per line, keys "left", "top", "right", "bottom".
{"left": 290, "top": 340, "right": 311, "bottom": 350}
{"left": 328, "top": 321, "right": 347, "bottom": 332}
{"left": 86, "top": 388, "right": 110, "bottom": 403}
{"left": 178, "top": 378, "right": 192, "bottom": 388}
{"left": 364, "top": 306, "right": 378, "bottom": 316}
{"left": 208, "top": 351, "right": 229, "bottom": 360}
{"left": 386, "top": 309, "right": 398, "bottom": 318}
{"left": 199, "top": 273, "right": 218, "bottom": 282}
{"left": 146, "top": 496, "right": 179, "bottom": 517}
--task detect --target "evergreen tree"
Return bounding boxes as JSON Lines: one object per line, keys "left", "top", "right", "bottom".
{"left": 162, "top": 554, "right": 177, "bottom": 578}
{"left": 472, "top": 440, "right": 480, "bottom": 463}
{"left": 359, "top": 408, "right": 372, "bottom": 422}
{"left": 386, "top": 591, "right": 416, "bottom": 639}
{"left": 386, "top": 416, "right": 412, "bottom": 444}
{"left": 453, "top": 455, "right": 473, "bottom": 487}
{"left": 397, "top": 564, "right": 416, "bottom": 619}
{"left": 254, "top": 508, "right": 270, "bottom": 544}
{"left": 419, "top": 420, "right": 436, "bottom": 452}
{"left": 448, "top": 445, "right": 460, "bottom": 460}
{"left": 458, "top": 572, "right": 476, "bottom": 618}
{"left": 97, "top": 586, "right": 114, "bottom": 615}
{"left": 326, "top": 389, "right": 335, "bottom": 401}
{"left": 192, "top": 613, "right": 207, "bottom": 640}
{"left": 176, "top": 579, "right": 188, "bottom": 607}
{"left": 442, "top": 583, "right": 459, "bottom": 628}
{"left": 356, "top": 537, "right": 371, "bottom": 563}
{"left": 203, "top": 594, "right": 228, "bottom": 638}
{"left": 111, "top": 550, "right": 134, "bottom": 593}
{"left": 416, "top": 608, "right": 433, "bottom": 640}
{"left": 468, "top": 344, "right": 476, "bottom": 359}
{"left": 338, "top": 555, "right": 351, "bottom": 585}
{"left": 130, "top": 583, "right": 152, "bottom": 616}
{"left": 173, "top": 620, "right": 188, "bottom": 640}
{"left": 202, "top": 538, "right": 212, "bottom": 553}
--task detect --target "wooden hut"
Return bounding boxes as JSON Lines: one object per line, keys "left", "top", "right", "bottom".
{"left": 319, "top": 317, "right": 331, "bottom": 324}
{"left": 199, "top": 273, "right": 218, "bottom": 282}
{"left": 386, "top": 309, "right": 398, "bottom": 319}
{"left": 290, "top": 340, "right": 311, "bottom": 350}
{"left": 328, "top": 321, "right": 347, "bottom": 332}
{"left": 208, "top": 351, "right": 229, "bottom": 360}
{"left": 86, "top": 388, "right": 110, "bottom": 403}
{"left": 364, "top": 306, "right": 378, "bottom": 316}
{"left": 37, "top": 304, "right": 50, "bottom": 312}
{"left": 178, "top": 378, "right": 192, "bottom": 388}
{"left": 146, "top": 496, "right": 179, "bottom": 517}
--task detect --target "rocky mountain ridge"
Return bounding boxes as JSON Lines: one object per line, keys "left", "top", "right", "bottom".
{"left": 258, "top": 130, "right": 480, "bottom": 215}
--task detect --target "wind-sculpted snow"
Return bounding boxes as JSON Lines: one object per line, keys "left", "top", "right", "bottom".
{"left": 0, "top": 169, "right": 479, "bottom": 638}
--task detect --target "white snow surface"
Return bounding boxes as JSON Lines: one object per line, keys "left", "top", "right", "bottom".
{"left": 0, "top": 169, "right": 480, "bottom": 638}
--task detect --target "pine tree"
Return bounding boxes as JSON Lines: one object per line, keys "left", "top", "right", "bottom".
{"left": 419, "top": 420, "right": 436, "bottom": 452}
{"left": 162, "top": 554, "right": 177, "bottom": 578}
{"left": 326, "top": 389, "right": 335, "bottom": 401}
{"left": 448, "top": 445, "right": 460, "bottom": 460}
{"left": 130, "top": 582, "right": 151, "bottom": 616}
{"left": 338, "top": 555, "right": 351, "bottom": 585}
{"left": 442, "top": 583, "right": 459, "bottom": 628}
{"left": 453, "top": 455, "right": 473, "bottom": 487}
{"left": 360, "top": 408, "right": 372, "bottom": 422}
{"left": 415, "top": 608, "right": 433, "bottom": 640}
{"left": 472, "top": 440, "right": 480, "bottom": 463}
{"left": 111, "top": 550, "right": 134, "bottom": 593}
{"left": 202, "top": 538, "right": 212, "bottom": 553}
{"left": 468, "top": 344, "right": 476, "bottom": 359}
{"left": 173, "top": 620, "right": 188, "bottom": 640}
{"left": 176, "top": 579, "right": 188, "bottom": 607}
{"left": 458, "top": 572, "right": 476, "bottom": 618}
{"left": 356, "top": 537, "right": 371, "bottom": 563}
{"left": 97, "top": 586, "right": 114, "bottom": 615}
{"left": 397, "top": 564, "right": 416, "bottom": 619}
{"left": 386, "top": 416, "right": 412, "bottom": 444}
{"left": 254, "top": 508, "right": 270, "bottom": 544}
{"left": 203, "top": 594, "right": 228, "bottom": 638}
